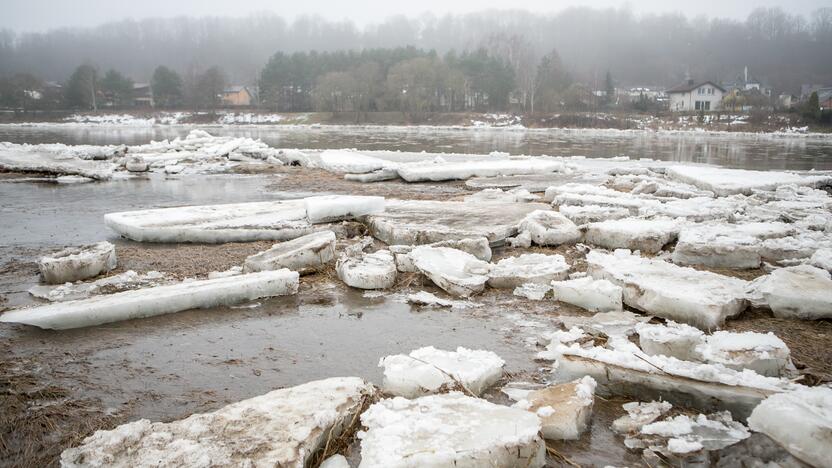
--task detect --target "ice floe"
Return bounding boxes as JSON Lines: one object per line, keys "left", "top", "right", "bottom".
{"left": 358, "top": 393, "right": 545, "bottom": 467}
{"left": 636, "top": 321, "right": 704, "bottom": 362}
{"left": 304, "top": 195, "right": 385, "bottom": 223}
{"left": 665, "top": 165, "right": 830, "bottom": 196}
{"left": 747, "top": 386, "right": 832, "bottom": 468}
{"left": 318, "top": 149, "right": 390, "bottom": 174}
{"left": 611, "top": 401, "right": 673, "bottom": 434}
{"left": 517, "top": 210, "right": 582, "bottom": 246}
{"left": 587, "top": 250, "right": 748, "bottom": 329}
{"left": 409, "top": 246, "right": 491, "bottom": 297}
{"left": 583, "top": 217, "right": 681, "bottom": 254}
{"left": 243, "top": 230, "right": 336, "bottom": 274}
{"left": 0, "top": 143, "right": 115, "bottom": 180}
{"left": 397, "top": 158, "right": 564, "bottom": 182}
{"left": 1, "top": 270, "right": 299, "bottom": 329}
{"left": 379, "top": 346, "right": 504, "bottom": 397}
{"left": 557, "top": 204, "right": 630, "bottom": 225}
{"left": 695, "top": 331, "right": 792, "bottom": 377}
{"left": 336, "top": 250, "right": 397, "bottom": 290}
{"left": 487, "top": 253, "right": 569, "bottom": 289}
{"left": 672, "top": 222, "right": 795, "bottom": 268}
{"left": 406, "top": 291, "right": 454, "bottom": 307}
{"left": 747, "top": 265, "right": 832, "bottom": 320}
{"left": 38, "top": 242, "right": 117, "bottom": 284}
{"left": 61, "top": 377, "right": 375, "bottom": 467}
{"left": 633, "top": 411, "right": 750, "bottom": 456}
{"left": 550, "top": 277, "right": 623, "bottom": 312}
{"left": 515, "top": 377, "right": 596, "bottom": 440}
{"left": 29, "top": 270, "right": 168, "bottom": 302}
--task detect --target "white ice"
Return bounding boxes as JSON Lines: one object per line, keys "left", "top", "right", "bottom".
{"left": 550, "top": 277, "right": 623, "bottom": 313}
{"left": 379, "top": 346, "right": 504, "bottom": 397}
{"left": 397, "top": 158, "right": 564, "bottom": 182}
{"left": 243, "top": 230, "right": 336, "bottom": 274}
{"left": 587, "top": 250, "right": 748, "bottom": 330}
{"left": 611, "top": 401, "right": 673, "bottom": 434}
{"left": 636, "top": 321, "right": 704, "bottom": 362}
{"left": 516, "top": 377, "right": 596, "bottom": 440}
{"left": 672, "top": 222, "right": 795, "bottom": 269}
{"left": 29, "top": 270, "right": 168, "bottom": 302}
{"left": 358, "top": 393, "right": 545, "bottom": 468}
{"left": 694, "top": 331, "right": 792, "bottom": 377}
{"left": 318, "top": 149, "right": 390, "bottom": 174}
{"left": 1, "top": 270, "right": 299, "bottom": 330}
{"left": 61, "top": 377, "right": 375, "bottom": 468}
{"left": 557, "top": 204, "right": 630, "bottom": 225}
{"left": 409, "top": 246, "right": 491, "bottom": 297}
{"left": 304, "top": 195, "right": 385, "bottom": 224}
{"left": 747, "top": 264, "right": 832, "bottom": 320}
{"left": 583, "top": 218, "right": 681, "bottom": 254}
{"left": 38, "top": 241, "right": 117, "bottom": 284}
{"left": 664, "top": 165, "right": 829, "bottom": 196}
{"left": 336, "top": 250, "right": 397, "bottom": 290}
{"left": 518, "top": 210, "right": 582, "bottom": 246}
{"left": 487, "top": 253, "right": 570, "bottom": 289}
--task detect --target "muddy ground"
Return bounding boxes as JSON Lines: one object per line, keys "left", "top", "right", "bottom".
{"left": 1, "top": 169, "right": 831, "bottom": 467}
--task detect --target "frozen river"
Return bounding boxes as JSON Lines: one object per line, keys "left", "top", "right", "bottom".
{"left": 2, "top": 124, "right": 832, "bottom": 170}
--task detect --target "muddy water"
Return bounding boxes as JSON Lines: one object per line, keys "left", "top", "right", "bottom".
{"left": 1, "top": 125, "right": 832, "bottom": 170}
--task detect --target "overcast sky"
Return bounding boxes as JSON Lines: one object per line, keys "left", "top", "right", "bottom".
{"left": 1, "top": 0, "right": 827, "bottom": 32}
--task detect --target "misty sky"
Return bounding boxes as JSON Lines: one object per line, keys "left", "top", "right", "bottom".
{"left": 2, "top": 0, "right": 829, "bottom": 32}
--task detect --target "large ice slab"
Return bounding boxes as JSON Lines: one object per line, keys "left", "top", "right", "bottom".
{"left": 364, "top": 199, "right": 548, "bottom": 245}
{"left": 318, "top": 149, "right": 390, "bottom": 173}
{"left": 336, "top": 250, "right": 397, "bottom": 290}
{"left": 695, "top": 331, "right": 792, "bottom": 377}
{"left": 105, "top": 200, "right": 313, "bottom": 243}
{"left": 518, "top": 210, "right": 582, "bottom": 246}
{"left": 633, "top": 411, "right": 750, "bottom": 456}
{"left": 487, "top": 253, "right": 569, "bottom": 289}
{"left": 243, "top": 231, "right": 336, "bottom": 274}
{"left": 747, "top": 265, "right": 832, "bottom": 320}
{"left": 38, "top": 241, "right": 117, "bottom": 284}
{"left": 747, "top": 387, "right": 832, "bottom": 468}
{"left": 358, "top": 393, "right": 545, "bottom": 468}
{"left": 397, "top": 158, "right": 564, "bottom": 182}
{"left": 389, "top": 237, "right": 492, "bottom": 275}
{"left": 636, "top": 321, "right": 704, "bottom": 362}
{"left": 0, "top": 270, "right": 299, "bottom": 330}
{"left": 540, "top": 335, "right": 803, "bottom": 419}
{"left": 583, "top": 218, "right": 681, "bottom": 254}
{"left": 587, "top": 250, "right": 748, "bottom": 329}
{"left": 0, "top": 146, "right": 114, "bottom": 180}
{"left": 517, "top": 377, "right": 596, "bottom": 440}
{"left": 665, "top": 165, "right": 829, "bottom": 197}
{"left": 379, "top": 346, "right": 504, "bottom": 397}
{"left": 558, "top": 204, "right": 630, "bottom": 225}
{"left": 61, "top": 377, "right": 375, "bottom": 467}
{"left": 410, "top": 246, "right": 491, "bottom": 297}
{"left": 673, "top": 222, "right": 795, "bottom": 269}
{"left": 550, "top": 277, "right": 623, "bottom": 312}
{"left": 304, "top": 195, "right": 385, "bottom": 223}
{"left": 29, "top": 270, "right": 169, "bottom": 302}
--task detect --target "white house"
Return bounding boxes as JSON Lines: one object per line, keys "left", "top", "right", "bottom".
{"left": 667, "top": 79, "right": 726, "bottom": 112}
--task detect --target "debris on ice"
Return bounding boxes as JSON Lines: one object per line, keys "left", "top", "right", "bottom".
{"left": 518, "top": 210, "right": 582, "bottom": 246}
{"left": 747, "top": 264, "right": 832, "bottom": 320}
{"left": 409, "top": 246, "right": 491, "bottom": 297}
{"left": 747, "top": 386, "right": 832, "bottom": 468}
{"left": 487, "top": 253, "right": 570, "bottom": 289}
{"left": 336, "top": 250, "right": 397, "bottom": 290}
{"left": 550, "top": 277, "right": 623, "bottom": 313}
{"left": 1, "top": 270, "right": 299, "bottom": 330}
{"left": 243, "top": 231, "right": 336, "bottom": 274}
{"left": 513, "top": 283, "right": 551, "bottom": 301}
{"left": 358, "top": 393, "right": 545, "bottom": 468}
{"left": 506, "top": 230, "right": 532, "bottom": 248}
{"left": 304, "top": 195, "right": 385, "bottom": 223}
{"left": 379, "top": 346, "right": 504, "bottom": 397}
{"left": 587, "top": 250, "right": 748, "bottom": 329}
{"left": 38, "top": 241, "right": 117, "bottom": 284}
{"left": 61, "top": 377, "right": 375, "bottom": 467}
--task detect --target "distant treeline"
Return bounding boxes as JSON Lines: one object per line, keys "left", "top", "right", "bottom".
{"left": 1, "top": 6, "right": 831, "bottom": 93}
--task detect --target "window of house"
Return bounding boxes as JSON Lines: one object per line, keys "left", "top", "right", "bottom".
{"left": 695, "top": 101, "right": 701, "bottom": 110}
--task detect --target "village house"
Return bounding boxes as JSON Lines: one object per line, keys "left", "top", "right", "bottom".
{"left": 666, "top": 79, "right": 725, "bottom": 112}
{"left": 221, "top": 85, "right": 257, "bottom": 107}
{"left": 132, "top": 83, "right": 154, "bottom": 108}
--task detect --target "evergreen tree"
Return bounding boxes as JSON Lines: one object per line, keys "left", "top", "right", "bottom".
{"left": 99, "top": 69, "right": 133, "bottom": 109}
{"left": 604, "top": 70, "right": 615, "bottom": 107}
{"left": 64, "top": 64, "right": 98, "bottom": 110}
{"left": 151, "top": 66, "right": 184, "bottom": 108}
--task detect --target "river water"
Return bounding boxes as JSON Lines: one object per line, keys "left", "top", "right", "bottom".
{"left": 2, "top": 124, "right": 832, "bottom": 170}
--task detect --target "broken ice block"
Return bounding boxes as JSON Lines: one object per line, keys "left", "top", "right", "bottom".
{"left": 611, "top": 401, "right": 673, "bottom": 434}
{"left": 409, "top": 246, "right": 491, "bottom": 297}
{"left": 1, "top": 270, "right": 299, "bottom": 330}
{"left": 243, "top": 231, "right": 336, "bottom": 274}
{"left": 583, "top": 218, "right": 681, "bottom": 254}
{"left": 747, "top": 386, "right": 832, "bottom": 468}
{"left": 636, "top": 321, "right": 704, "bottom": 362}
{"left": 335, "top": 250, "right": 397, "bottom": 290}
{"left": 558, "top": 204, "right": 630, "bottom": 225}
{"left": 747, "top": 265, "right": 832, "bottom": 320}
{"left": 406, "top": 291, "right": 454, "bottom": 308}
{"left": 358, "top": 393, "right": 545, "bottom": 467}
{"left": 520, "top": 377, "right": 596, "bottom": 440}
{"left": 379, "top": 346, "right": 504, "bottom": 397}
{"left": 61, "top": 377, "right": 375, "bottom": 467}
{"left": 38, "top": 242, "right": 117, "bottom": 284}
{"left": 487, "top": 253, "right": 570, "bottom": 289}
{"left": 694, "top": 331, "right": 792, "bottom": 377}
{"left": 318, "top": 149, "right": 388, "bottom": 174}
{"left": 550, "top": 277, "right": 623, "bottom": 312}
{"left": 518, "top": 210, "right": 582, "bottom": 246}
{"left": 587, "top": 250, "right": 748, "bottom": 330}
{"left": 304, "top": 195, "right": 385, "bottom": 224}
{"left": 672, "top": 222, "right": 794, "bottom": 269}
